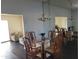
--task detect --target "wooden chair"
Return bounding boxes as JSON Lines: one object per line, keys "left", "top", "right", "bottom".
{"left": 72, "top": 31, "right": 78, "bottom": 40}
{"left": 29, "top": 32, "right": 36, "bottom": 40}
{"left": 25, "top": 32, "right": 36, "bottom": 46}
{"left": 65, "top": 31, "right": 73, "bottom": 41}
{"left": 48, "top": 31, "right": 58, "bottom": 45}
{"left": 48, "top": 31, "right": 53, "bottom": 47}
{"left": 48, "top": 31, "right": 53, "bottom": 40}
{"left": 29, "top": 32, "right": 36, "bottom": 46}
{"left": 23, "top": 38, "right": 41, "bottom": 59}
{"left": 51, "top": 32, "right": 64, "bottom": 59}
{"left": 24, "top": 32, "right": 53, "bottom": 59}
{"left": 25, "top": 32, "right": 30, "bottom": 39}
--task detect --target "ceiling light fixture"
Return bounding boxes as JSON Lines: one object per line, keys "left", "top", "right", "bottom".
{"left": 38, "top": 0, "right": 50, "bottom": 22}
{"left": 68, "top": 0, "right": 73, "bottom": 21}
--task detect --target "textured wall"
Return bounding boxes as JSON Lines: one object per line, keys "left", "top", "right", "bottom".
{"left": 43, "top": 5, "right": 71, "bottom": 37}
{"left": 71, "top": 9, "right": 78, "bottom": 31}
{"left": 2, "top": 0, "right": 71, "bottom": 39}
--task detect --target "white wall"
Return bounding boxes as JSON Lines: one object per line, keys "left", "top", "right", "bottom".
{"left": 2, "top": 0, "right": 44, "bottom": 39}
{"left": 1, "top": 0, "right": 71, "bottom": 39}
{"left": 43, "top": 5, "right": 71, "bottom": 37}
{"left": 71, "top": 9, "right": 78, "bottom": 31}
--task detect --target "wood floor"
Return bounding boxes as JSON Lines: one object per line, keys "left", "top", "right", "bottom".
{"left": 0, "top": 39, "right": 77, "bottom": 59}
{"left": 63, "top": 40, "right": 78, "bottom": 59}
{"left": 0, "top": 42, "right": 26, "bottom": 59}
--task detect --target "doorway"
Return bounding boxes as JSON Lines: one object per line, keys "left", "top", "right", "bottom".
{"left": 0, "top": 20, "right": 10, "bottom": 43}
{"left": 1, "top": 14, "right": 24, "bottom": 35}
{"left": 1, "top": 14, "right": 24, "bottom": 42}
{"left": 55, "top": 17, "right": 68, "bottom": 30}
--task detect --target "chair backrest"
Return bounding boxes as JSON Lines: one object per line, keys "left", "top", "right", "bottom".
{"left": 48, "top": 31, "right": 59, "bottom": 40}
{"left": 48, "top": 31, "right": 53, "bottom": 40}
{"left": 51, "top": 32, "right": 64, "bottom": 59}
{"left": 25, "top": 32, "right": 30, "bottom": 39}
{"left": 29, "top": 32, "right": 36, "bottom": 41}
{"left": 25, "top": 32, "right": 37, "bottom": 48}
{"left": 52, "top": 32, "right": 64, "bottom": 52}
{"left": 23, "top": 38, "right": 32, "bottom": 52}
{"left": 73, "top": 31, "right": 78, "bottom": 38}
{"left": 29, "top": 32, "right": 36, "bottom": 47}
{"left": 65, "top": 31, "right": 72, "bottom": 38}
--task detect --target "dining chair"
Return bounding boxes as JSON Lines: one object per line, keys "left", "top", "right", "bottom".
{"left": 25, "top": 32, "right": 30, "bottom": 39}
{"left": 48, "top": 31, "right": 58, "bottom": 46}
{"left": 72, "top": 31, "right": 78, "bottom": 40}
{"left": 23, "top": 37, "right": 41, "bottom": 59}
{"left": 29, "top": 32, "right": 36, "bottom": 40}
{"left": 52, "top": 32, "right": 64, "bottom": 59}
{"left": 48, "top": 31, "right": 53, "bottom": 40}
{"left": 65, "top": 31, "right": 73, "bottom": 41}
{"left": 25, "top": 32, "right": 36, "bottom": 45}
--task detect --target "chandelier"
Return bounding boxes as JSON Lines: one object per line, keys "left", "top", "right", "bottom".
{"left": 68, "top": 0, "right": 73, "bottom": 21}
{"left": 38, "top": 0, "right": 50, "bottom": 22}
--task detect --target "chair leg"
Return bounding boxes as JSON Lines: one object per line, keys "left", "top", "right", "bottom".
{"left": 26, "top": 55, "right": 28, "bottom": 59}
{"left": 26, "top": 52, "right": 28, "bottom": 59}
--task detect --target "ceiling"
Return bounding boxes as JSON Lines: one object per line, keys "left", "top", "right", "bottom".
{"left": 51, "top": 0, "right": 78, "bottom": 9}
{"left": 40, "top": 0, "right": 78, "bottom": 9}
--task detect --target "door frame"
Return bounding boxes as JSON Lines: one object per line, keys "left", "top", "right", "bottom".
{"left": 1, "top": 13, "right": 25, "bottom": 37}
